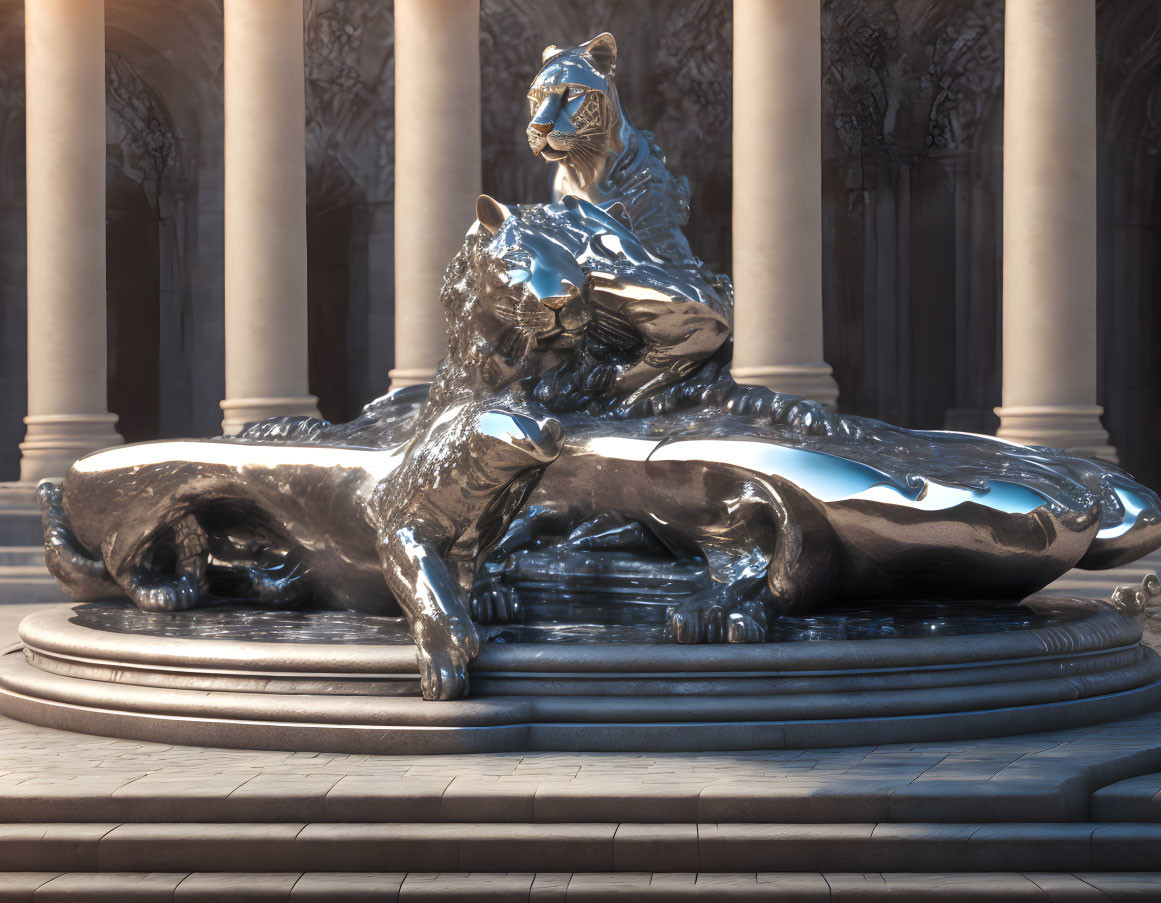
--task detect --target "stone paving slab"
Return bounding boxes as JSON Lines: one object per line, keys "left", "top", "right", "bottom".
{"left": 0, "top": 707, "right": 1160, "bottom": 825}
{"left": 2, "top": 822, "right": 1160, "bottom": 875}
{"left": 7, "top": 872, "right": 1161, "bottom": 901}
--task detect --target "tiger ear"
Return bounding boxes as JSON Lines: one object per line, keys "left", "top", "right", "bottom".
{"left": 541, "top": 44, "right": 561, "bottom": 63}
{"left": 476, "top": 194, "right": 510, "bottom": 237}
{"left": 583, "top": 33, "right": 617, "bottom": 76}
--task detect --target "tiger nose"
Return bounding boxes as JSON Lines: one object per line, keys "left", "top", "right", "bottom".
{"left": 530, "top": 94, "right": 561, "bottom": 132}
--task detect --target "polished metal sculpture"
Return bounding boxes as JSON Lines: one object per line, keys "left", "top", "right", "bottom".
{"left": 39, "top": 34, "right": 1161, "bottom": 701}
{"left": 527, "top": 33, "right": 698, "bottom": 269}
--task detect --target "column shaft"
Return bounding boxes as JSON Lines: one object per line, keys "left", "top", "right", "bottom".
{"left": 221, "top": 0, "right": 318, "bottom": 434}
{"left": 730, "top": 0, "right": 838, "bottom": 405}
{"left": 20, "top": 0, "right": 121, "bottom": 483}
{"left": 996, "top": 0, "right": 1114, "bottom": 459}
{"left": 390, "top": 0, "right": 481, "bottom": 388}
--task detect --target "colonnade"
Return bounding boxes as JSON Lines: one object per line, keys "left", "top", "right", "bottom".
{"left": 15, "top": 0, "right": 1116, "bottom": 483}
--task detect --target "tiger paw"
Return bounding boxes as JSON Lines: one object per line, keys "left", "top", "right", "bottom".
{"left": 470, "top": 582, "right": 523, "bottom": 624}
{"left": 130, "top": 571, "right": 201, "bottom": 613}
{"left": 666, "top": 592, "right": 769, "bottom": 644}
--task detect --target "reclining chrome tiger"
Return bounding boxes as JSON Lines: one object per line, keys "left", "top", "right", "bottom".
{"left": 39, "top": 191, "right": 1161, "bottom": 700}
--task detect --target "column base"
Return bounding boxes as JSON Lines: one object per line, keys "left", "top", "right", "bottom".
{"left": 994, "top": 404, "right": 1118, "bottom": 463}
{"left": 220, "top": 395, "right": 320, "bottom": 437}
{"left": 730, "top": 363, "right": 840, "bottom": 408}
{"left": 387, "top": 367, "right": 438, "bottom": 391}
{"left": 18, "top": 414, "right": 122, "bottom": 484}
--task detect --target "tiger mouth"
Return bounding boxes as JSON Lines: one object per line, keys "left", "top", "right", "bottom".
{"left": 540, "top": 148, "right": 568, "bottom": 162}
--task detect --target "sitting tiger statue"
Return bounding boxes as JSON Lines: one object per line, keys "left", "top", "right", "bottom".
{"left": 527, "top": 32, "right": 702, "bottom": 271}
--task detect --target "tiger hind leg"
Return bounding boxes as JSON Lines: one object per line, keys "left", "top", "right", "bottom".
{"left": 104, "top": 514, "right": 210, "bottom": 613}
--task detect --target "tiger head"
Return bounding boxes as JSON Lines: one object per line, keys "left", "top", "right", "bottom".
{"left": 441, "top": 193, "right": 728, "bottom": 406}
{"left": 526, "top": 33, "right": 622, "bottom": 190}
{"left": 441, "top": 194, "right": 593, "bottom": 392}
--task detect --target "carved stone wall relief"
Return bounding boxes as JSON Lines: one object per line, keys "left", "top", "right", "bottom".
{"left": 821, "top": 0, "right": 1003, "bottom": 431}
{"left": 1097, "top": 0, "right": 1161, "bottom": 490}
{"left": 305, "top": 0, "right": 395, "bottom": 421}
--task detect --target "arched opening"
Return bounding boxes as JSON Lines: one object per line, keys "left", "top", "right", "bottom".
{"left": 105, "top": 161, "right": 160, "bottom": 444}
{"left": 306, "top": 153, "right": 364, "bottom": 425}
{"left": 307, "top": 200, "right": 355, "bottom": 423}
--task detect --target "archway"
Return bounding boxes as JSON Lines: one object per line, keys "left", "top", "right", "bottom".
{"left": 105, "top": 162, "right": 160, "bottom": 445}
{"left": 307, "top": 198, "right": 355, "bottom": 424}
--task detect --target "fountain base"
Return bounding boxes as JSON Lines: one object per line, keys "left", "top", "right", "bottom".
{"left": 1, "top": 596, "right": 1158, "bottom": 753}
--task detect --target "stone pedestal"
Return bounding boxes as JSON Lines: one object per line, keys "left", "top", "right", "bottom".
{"left": 19, "top": 0, "right": 121, "bottom": 483}
{"left": 389, "top": 0, "right": 481, "bottom": 390}
{"left": 220, "top": 0, "right": 318, "bottom": 435}
{"left": 3, "top": 594, "right": 1156, "bottom": 752}
{"left": 995, "top": 0, "right": 1115, "bottom": 461}
{"left": 730, "top": 0, "right": 839, "bottom": 407}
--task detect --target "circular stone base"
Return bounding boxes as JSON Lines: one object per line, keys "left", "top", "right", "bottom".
{"left": 1, "top": 597, "right": 1158, "bottom": 753}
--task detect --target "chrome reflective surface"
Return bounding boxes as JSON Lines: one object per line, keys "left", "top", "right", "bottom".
{"left": 39, "top": 32, "right": 1161, "bottom": 700}
{"left": 527, "top": 33, "right": 715, "bottom": 277}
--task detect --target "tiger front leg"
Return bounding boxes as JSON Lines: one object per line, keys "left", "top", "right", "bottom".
{"left": 376, "top": 403, "right": 563, "bottom": 698}
{"left": 379, "top": 527, "right": 480, "bottom": 701}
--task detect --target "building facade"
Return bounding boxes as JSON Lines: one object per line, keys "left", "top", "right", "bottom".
{"left": 0, "top": 0, "right": 1158, "bottom": 488}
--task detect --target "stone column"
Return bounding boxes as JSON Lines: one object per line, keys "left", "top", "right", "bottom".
{"left": 730, "top": 0, "right": 839, "bottom": 406}
{"left": 389, "top": 0, "right": 481, "bottom": 389}
{"left": 995, "top": 0, "right": 1115, "bottom": 460}
{"left": 19, "top": 0, "right": 122, "bottom": 483}
{"left": 220, "top": 0, "right": 318, "bottom": 435}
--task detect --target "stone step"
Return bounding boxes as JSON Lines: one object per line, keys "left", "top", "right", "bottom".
{"left": 2, "top": 822, "right": 1161, "bottom": 874}
{"left": 3, "top": 871, "right": 1160, "bottom": 901}
{"left": 0, "top": 548, "right": 44, "bottom": 568}
{"left": 0, "top": 568, "right": 49, "bottom": 579}
{"left": 0, "top": 510, "right": 42, "bottom": 548}
{"left": 0, "top": 544, "right": 62, "bottom": 609}
{"left": 1092, "top": 772, "right": 1161, "bottom": 822}
{"left": 0, "top": 574, "right": 66, "bottom": 606}
{"left": 0, "top": 487, "right": 42, "bottom": 550}
{"left": 5, "top": 774, "right": 1155, "bottom": 826}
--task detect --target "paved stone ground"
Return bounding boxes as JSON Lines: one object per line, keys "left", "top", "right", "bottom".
{"left": 0, "top": 707, "right": 1159, "bottom": 826}
{"left": 3, "top": 870, "right": 1160, "bottom": 900}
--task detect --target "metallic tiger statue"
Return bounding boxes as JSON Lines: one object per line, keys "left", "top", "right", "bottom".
{"left": 39, "top": 35, "right": 1161, "bottom": 701}
{"left": 527, "top": 32, "right": 701, "bottom": 271}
